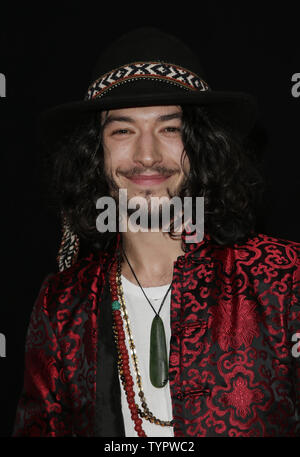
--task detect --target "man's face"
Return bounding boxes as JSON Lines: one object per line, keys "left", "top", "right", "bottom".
{"left": 101, "top": 105, "right": 189, "bottom": 202}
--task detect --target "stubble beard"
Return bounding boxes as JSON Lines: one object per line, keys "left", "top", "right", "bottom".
{"left": 104, "top": 167, "right": 188, "bottom": 231}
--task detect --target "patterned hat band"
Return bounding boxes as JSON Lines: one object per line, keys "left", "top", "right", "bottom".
{"left": 85, "top": 61, "right": 210, "bottom": 100}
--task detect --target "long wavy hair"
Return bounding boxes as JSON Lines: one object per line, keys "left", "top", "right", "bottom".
{"left": 41, "top": 104, "right": 266, "bottom": 255}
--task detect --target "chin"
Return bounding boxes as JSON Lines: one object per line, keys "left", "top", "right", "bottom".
{"left": 130, "top": 188, "right": 174, "bottom": 199}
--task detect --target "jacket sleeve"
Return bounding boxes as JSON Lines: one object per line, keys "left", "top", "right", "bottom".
{"left": 12, "top": 275, "right": 73, "bottom": 436}
{"left": 289, "top": 251, "right": 300, "bottom": 430}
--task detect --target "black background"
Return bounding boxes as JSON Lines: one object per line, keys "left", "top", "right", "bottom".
{"left": 0, "top": 2, "right": 299, "bottom": 437}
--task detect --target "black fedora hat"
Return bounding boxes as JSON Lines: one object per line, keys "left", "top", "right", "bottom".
{"left": 38, "top": 27, "right": 258, "bottom": 143}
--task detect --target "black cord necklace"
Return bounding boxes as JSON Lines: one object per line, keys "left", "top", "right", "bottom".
{"left": 121, "top": 248, "right": 172, "bottom": 388}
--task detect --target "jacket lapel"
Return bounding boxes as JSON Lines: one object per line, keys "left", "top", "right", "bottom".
{"left": 95, "top": 269, "right": 125, "bottom": 436}
{"left": 93, "top": 234, "right": 125, "bottom": 436}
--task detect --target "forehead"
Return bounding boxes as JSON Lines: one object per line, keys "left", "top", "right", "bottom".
{"left": 100, "top": 105, "right": 182, "bottom": 123}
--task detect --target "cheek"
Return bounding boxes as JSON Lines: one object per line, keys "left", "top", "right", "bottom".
{"left": 103, "top": 150, "right": 113, "bottom": 177}
{"left": 164, "top": 137, "right": 186, "bottom": 163}
{"left": 103, "top": 141, "right": 131, "bottom": 173}
{"left": 103, "top": 146, "right": 120, "bottom": 177}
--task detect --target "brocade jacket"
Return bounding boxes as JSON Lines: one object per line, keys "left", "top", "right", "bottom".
{"left": 13, "top": 231, "right": 300, "bottom": 437}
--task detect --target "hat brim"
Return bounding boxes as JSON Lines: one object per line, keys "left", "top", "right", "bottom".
{"left": 37, "top": 89, "right": 258, "bottom": 145}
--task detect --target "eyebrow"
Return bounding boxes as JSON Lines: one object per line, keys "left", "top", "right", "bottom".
{"left": 102, "top": 111, "right": 182, "bottom": 128}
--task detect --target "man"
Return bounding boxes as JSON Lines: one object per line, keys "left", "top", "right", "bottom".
{"left": 13, "top": 27, "right": 300, "bottom": 437}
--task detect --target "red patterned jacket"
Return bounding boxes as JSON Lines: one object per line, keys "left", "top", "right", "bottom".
{"left": 13, "top": 231, "right": 300, "bottom": 437}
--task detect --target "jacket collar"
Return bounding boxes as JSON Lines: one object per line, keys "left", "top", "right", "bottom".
{"left": 181, "top": 229, "right": 211, "bottom": 257}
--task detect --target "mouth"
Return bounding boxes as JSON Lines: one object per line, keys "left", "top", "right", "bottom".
{"left": 126, "top": 174, "right": 172, "bottom": 186}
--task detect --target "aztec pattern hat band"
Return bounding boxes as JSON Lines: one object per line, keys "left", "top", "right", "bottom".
{"left": 85, "top": 61, "right": 211, "bottom": 100}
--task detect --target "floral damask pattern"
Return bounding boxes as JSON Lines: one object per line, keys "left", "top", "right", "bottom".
{"left": 209, "top": 363, "right": 273, "bottom": 428}
{"left": 209, "top": 296, "right": 260, "bottom": 351}
{"left": 13, "top": 232, "right": 300, "bottom": 436}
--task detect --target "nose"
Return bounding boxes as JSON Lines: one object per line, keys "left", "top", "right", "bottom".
{"left": 132, "top": 130, "right": 163, "bottom": 167}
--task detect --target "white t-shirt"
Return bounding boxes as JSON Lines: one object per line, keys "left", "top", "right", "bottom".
{"left": 119, "top": 274, "right": 175, "bottom": 437}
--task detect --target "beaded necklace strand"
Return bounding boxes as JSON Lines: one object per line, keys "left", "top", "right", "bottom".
{"left": 109, "top": 255, "right": 174, "bottom": 437}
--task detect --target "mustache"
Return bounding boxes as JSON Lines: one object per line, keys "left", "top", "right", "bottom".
{"left": 116, "top": 165, "right": 180, "bottom": 178}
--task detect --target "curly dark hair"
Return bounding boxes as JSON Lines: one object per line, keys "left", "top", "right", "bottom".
{"left": 41, "top": 104, "right": 266, "bottom": 254}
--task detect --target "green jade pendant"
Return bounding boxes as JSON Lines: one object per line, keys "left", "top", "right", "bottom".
{"left": 149, "top": 315, "right": 169, "bottom": 388}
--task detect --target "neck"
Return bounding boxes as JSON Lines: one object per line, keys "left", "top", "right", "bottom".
{"left": 120, "top": 230, "right": 184, "bottom": 287}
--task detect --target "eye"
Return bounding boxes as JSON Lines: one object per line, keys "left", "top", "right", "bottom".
{"left": 111, "top": 128, "right": 130, "bottom": 135}
{"left": 163, "top": 127, "right": 181, "bottom": 134}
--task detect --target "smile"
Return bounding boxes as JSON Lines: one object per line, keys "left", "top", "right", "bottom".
{"left": 126, "top": 174, "right": 172, "bottom": 186}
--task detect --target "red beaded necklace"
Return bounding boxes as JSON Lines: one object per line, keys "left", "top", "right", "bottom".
{"left": 109, "top": 258, "right": 146, "bottom": 436}
{"left": 109, "top": 254, "right": 174, "bottom": 437}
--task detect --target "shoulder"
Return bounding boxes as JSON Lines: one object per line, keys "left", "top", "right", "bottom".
{"left": 36, "top": 250, "right": 112, "bottom": 316}
{"left": 231, "top": 233, "right": 300, "bottom": 294}
{"left": 208, "top": 232, "right": 300, "bottom": 280}
{"left": 244, "top": 232, "right": 300, "bottom": 250}
{"left": 241, "top": 232, "right": 300, "bottom": 269}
